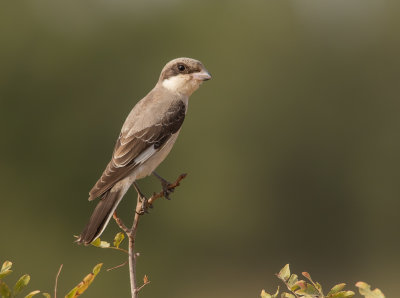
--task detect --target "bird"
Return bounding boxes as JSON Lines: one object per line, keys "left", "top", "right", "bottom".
{"left": 77, "top": 57, "right": 211, "bottom": 245}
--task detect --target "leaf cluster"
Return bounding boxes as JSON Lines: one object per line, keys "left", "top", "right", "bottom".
{"left": 0, "top": 261, "right": 50, "bottom": 298}
{"left": 0, "top": 260, "right": 102, "bottom": 298}
{"left": 90, "top": 232, "right": 151, "bottom": 292}
{"left": 261, "top": 264, "right": 385, "bottom": 298}
{"left": 90, "top": 232, "right": 126, "bottom": 253}
{"left": 65, "top": 263, "right": 102, "bottom": 298}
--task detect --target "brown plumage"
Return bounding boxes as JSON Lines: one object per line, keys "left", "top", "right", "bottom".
{"left": 77, "top": 58, "right": 211, "bottom": 245}
{"left": 88, "top": 100, "right": 186, "bottom": 201}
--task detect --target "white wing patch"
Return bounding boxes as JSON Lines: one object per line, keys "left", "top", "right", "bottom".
{"left": 134, "top": 146, "right": 157, "bottom": 165}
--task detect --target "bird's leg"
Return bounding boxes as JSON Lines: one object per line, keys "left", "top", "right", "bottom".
{"left": 152, "top": 171, "right": 174, "bottom": 200}
{"left": 133, "top": 182, "right": 148, "bottom": 214}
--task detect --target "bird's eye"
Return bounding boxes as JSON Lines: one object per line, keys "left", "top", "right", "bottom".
{"left": 177, "top": 64, "right": 186, "bottom": 72}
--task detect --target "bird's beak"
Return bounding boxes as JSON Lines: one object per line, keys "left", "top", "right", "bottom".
{"left": 193, "top": 69, "right": 212, "bottom": 81}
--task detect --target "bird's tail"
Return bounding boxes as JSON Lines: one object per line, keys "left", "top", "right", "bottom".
{"left": 77, "top": 189, "right": 123, "bottom": 245}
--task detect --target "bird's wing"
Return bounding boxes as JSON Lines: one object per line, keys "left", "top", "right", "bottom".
{"left": 89, "top": 100, "right": 186, "bottom": 200}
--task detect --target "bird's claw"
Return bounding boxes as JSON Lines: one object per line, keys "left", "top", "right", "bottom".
{"left": 162, "top": 182, "right": 174, "bottom": 200}
{"left": 136, "top": 196, "right": 149, "bottom": 215}
{"left": 153, "top": 172, "right": 175, "bottom": 200}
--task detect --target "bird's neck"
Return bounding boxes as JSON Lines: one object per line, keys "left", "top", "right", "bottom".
{"left": 160, "top": 75, "right": 201, "bottom": 97}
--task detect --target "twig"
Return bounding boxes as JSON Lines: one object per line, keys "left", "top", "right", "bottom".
{"left": 107, "top": 261, "right": 128, "bottom": 272}
{"left": 148, "top": 173, "right": 187, "bottom": 205}
{"left": 113, "top": 173, "right": 187, "bottom": 298}
{"left": 113, "top": 212, "right": 130, "bottom": 234}
{"left": 54, "top": 264, "right": 63, "bottom": 298}
{"left": 129, "top": 194, "right": 142, "bottom": 297}
{"left": 109, "top": 246, "right": 129, "bottom": 254}
{"left": 136, "top": 278, "right": 151, "bottom": 293}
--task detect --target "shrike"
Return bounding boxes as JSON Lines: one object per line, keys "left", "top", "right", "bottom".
{"left": 77, "top": 58, "right": 211, "bottom": 245}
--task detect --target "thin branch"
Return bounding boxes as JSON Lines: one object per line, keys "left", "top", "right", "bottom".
{"left": 109, "top": 246, "right": 129, "bottom": 254}
{"left": 54, "top": 264, "right": 63, "bottom": 298}
{"left": 113, "top": 212, "right": 130, "bottom": 234}
{"left": 136, "top": 279, "right": 151, "bottom": 293}
{"left": 113, "top": 173, "right": 187, "bottom": 298}
{"left": 107, "top": 261, "right": 128, "bottom": 272}
{"left": 129, "top": 193, "right": 142, "bottom": 297}
{"left": 148, "top": 173, "right": 187, "bottom": 205}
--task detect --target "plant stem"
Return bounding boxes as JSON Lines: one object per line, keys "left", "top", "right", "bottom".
{"left": 54, "top": 264, "right": 63, "bottom": 298}
{"left": 113, "top": 173, "right": 187, "bottom": 297}
{"left": 128, "top": 194, "right": 142, "bottom": 297}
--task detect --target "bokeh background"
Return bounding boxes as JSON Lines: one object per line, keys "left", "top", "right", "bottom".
{"left": 1, "top": 0, "right": 399, "bottom": 297}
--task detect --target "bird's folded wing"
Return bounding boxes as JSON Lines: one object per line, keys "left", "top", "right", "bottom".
{"left": 89, "top": 100, "right": 186, "bottom": 200}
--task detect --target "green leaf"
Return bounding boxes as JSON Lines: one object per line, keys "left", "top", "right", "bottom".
{"left": 42, "top": 293, "right": 51, "bottom": 298}
{"left": 65, "top": 288, "right": 77, "bottom": 298}
{"left": 1, "top": 261, "right": 12, "bottom": 272}
{"left": 91, "top": 238, "right": 110, "bottom": 248}
{"left": 13, "top": 274, "right": 30, "bottom": 295}
{"left": 66, "top": 263, "right": 103, "bottom": 298}
{"left": 24, "top": 290, "right": 41, "bottom": 298}
{"left": 0, "top": 270, "right": 12, "bottom": 279}
{"left": 277, "top": 264, "right": 290, "bottom": 282}
{"left": 0, "top": 261, "right": 13, "bottom": 279}
{"left": 0, "top": 281, "right": 11, "bottom": 297}
{"left": 261, "top": 286, "right": 279, "bottom": 298}
{"left": 327, "top": 283, "right": 346, "bottom": 296}
{"left": 92, "top": 263, "right": 102, "bottom": 276}
{"left": 90, "top": 238, "right": 101, "bottom": 247}
{"left": 287, "top": 274, "right": 298, "bottom": 290}
{"left": 113, "top": 232, "right": 125, "bottom": 248}
{"left": 295, "top": 283, "right": 319, "bottom": 296}
{"left": 302, "top": 271, "right": 322, "bottom": 293}
{"left": 356, "top": 282, "right": 385, "bottom": 298}
{"left": 260, "top": 289, "right": 271, "bottom": 298}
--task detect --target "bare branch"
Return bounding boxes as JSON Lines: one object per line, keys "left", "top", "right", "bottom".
{"left": 129, "top": 194, "right": 142, "bottom": 297}
{"left": 106, "top": 261, "right": 128, "bottom": 272}
{"left": 112, "top": 173, "right": 187, "bottom": 298}
{"left": 109, "top": 246, "right": 129, "bottom": 254}
{"left": 136, "top": 275, "right": 151, "bottom": 293}
{"left": 54, "top": 264, "right": 63, "bottom": 298}
{"left": 113, "top": 212, "right": 130, "bottom": 234}
{"left": 148, "top": 173, "right": 187, "bottom": 205}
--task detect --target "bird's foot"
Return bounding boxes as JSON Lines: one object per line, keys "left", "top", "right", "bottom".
{"left": 133, "top": 181, "right": 150, "bottom": 215}
{"left": 153, "top": 171, "right": 174, "bottom": 200}
{"left": 136, "top": 195, "right": 149, "bottom": 215}
{"left": 161, "top": 181, "right": 174, "bottom": 200}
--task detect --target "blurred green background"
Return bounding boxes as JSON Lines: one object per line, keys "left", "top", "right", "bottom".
{"left": 1, "top": 0, "right": 399, "bottom": 297}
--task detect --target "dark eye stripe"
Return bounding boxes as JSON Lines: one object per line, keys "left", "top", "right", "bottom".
{"left": 161, "top": 62, "right": 202, "bottom": 80}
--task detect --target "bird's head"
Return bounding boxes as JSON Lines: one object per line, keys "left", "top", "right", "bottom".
{"left": 159, "top": 57, "right": 211, "bottom": 96}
